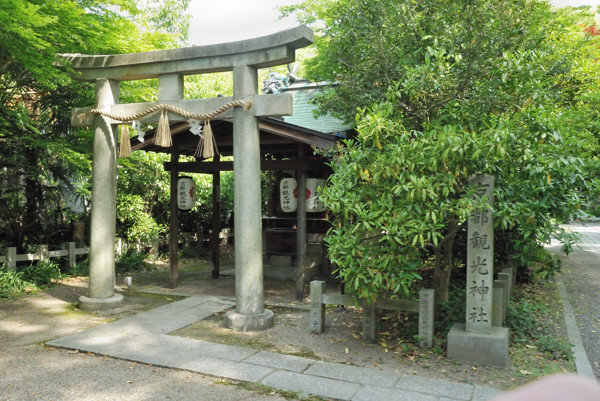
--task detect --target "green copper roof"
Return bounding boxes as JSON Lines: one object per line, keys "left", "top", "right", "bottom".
{"left": 279, "top": 80, "right": 353, "bottom": 136}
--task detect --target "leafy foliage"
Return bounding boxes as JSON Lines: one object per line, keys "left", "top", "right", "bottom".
{"left": 506, "top": 281, "right": 573, "bottom": 361}
{"left": 22, "top": 260, "right": 62, "bottom": 286}
{"left": 115, "top": 250, "right": 150, "bottom": 274}
{"left": 0, "top": 0, "right": 191, "bottom": 253}
{"left": 291, "top": 0, "right": 595, "bottom": 302}
{"left": 0, "top": 259, "right": 61, "bottom": 297}
{"left": 0, "top": 265, "right": 33, "bottom": 298}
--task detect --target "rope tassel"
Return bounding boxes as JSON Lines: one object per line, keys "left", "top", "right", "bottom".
{"left": 195, "top": 120, "right": 219, "bottom": 159}
{"left": 155, "top": 110, "right": 172, "bottom": 147}
{"left": 119, "top": 124, "right": 132, "bottom": 157}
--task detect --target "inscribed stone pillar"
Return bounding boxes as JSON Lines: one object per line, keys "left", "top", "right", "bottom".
{"left": 225, "top": 65, "right": 274, "bottom": 331}
{"left": 466, "top": 174, "right": 494, "bottom": 334}
{"left": 447, "top": 173, "right": 508, "bottom": 367}
{"left": 79, "top": 78, "right": 124, "bottom": 311}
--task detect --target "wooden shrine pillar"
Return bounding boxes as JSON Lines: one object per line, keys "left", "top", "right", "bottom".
{"left": 211, "top": 155, "right": 221, "bottom": 279}
{"left": 169, "top": 151, "right": 180, "bottom": 288}
{"left": 296, "top": 147, "right": 307, "bottom": 301}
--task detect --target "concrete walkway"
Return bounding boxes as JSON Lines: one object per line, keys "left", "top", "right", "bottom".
{"left": 546, "top": 222, "right": 600, "bottom": 381}
{"left": 48, "top": 295, "right": 504, "bottom": 401}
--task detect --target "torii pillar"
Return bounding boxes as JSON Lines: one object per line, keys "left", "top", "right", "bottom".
{"left": 61, "top": 26, "right": 314, "bottom": 328}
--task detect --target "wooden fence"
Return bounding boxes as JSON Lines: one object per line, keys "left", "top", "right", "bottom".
{"left": 0, "top": 243, "right": 89, "bottom": 271}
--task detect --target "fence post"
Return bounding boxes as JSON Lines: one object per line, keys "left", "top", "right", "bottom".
{"left": 309, "top": 280, "right": 325, "bottom": 334}
{"left": 36, "top": 245, "right": 49, "bottom": 261}
{"left": 66, "top": 242, "right": 77, "bottom": 270}
{"left": 7, "top": 247, "right": 16, "bottom": 270}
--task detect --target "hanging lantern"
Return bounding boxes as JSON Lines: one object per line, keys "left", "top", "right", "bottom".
{"left": 280, "top": 177, "right": 297, "bottom": 213}
{"left": 177, "top": 177, "right": 196, "bottom": 210}
{"left": 306, "top": 178, "right": 326, "bottom": 212}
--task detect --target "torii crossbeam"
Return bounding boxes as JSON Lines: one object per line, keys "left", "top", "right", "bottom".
{"left": 63, "top": 26, "right": 314, "bottom": 331}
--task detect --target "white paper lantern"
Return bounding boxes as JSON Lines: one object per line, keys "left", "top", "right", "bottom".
{"left": 280, "top": 177, "right": 297, "bottom": 213}
{"left": 177, "top": 177, "right": 196, "bottom": 210}
{"left": 306, "top": 178, "right": 326, "bottom": 212}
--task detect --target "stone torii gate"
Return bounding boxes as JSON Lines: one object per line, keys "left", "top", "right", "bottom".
{"left": 62, "top": 26, "right": 314, "bottom": 331}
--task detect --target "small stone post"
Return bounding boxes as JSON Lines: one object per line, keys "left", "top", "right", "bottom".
{"left": 447, "top": 174, "right": 509, "bottom": 366}
{"left": 501, "top": 267, "right": 515, "bottom": 296}
{"left": 309, "top": 280, "right": 325, "bottom": 334}
{"left": 79, "top": 78, "right": 124, "bottom": 311}
{"left": 494, "top": 278, "right": 509, "bottom": 321}
{"left": 492, "top": 287, "right": 504, "bottom": 327}
{"left": 7, "top": 247, "right": 16, "bottom": 271}
{"left": 66, "top": 242, "right": 77, "bottom": 270}
{"left": 498, "top": 271, "right": 512, "bottom": 300}
{"left": 225, "top": 65, "right": 274, "bottom": 331}
{"left": 418, "top": 289, "right": 435, "bottom": 347}
{"left": 362, "top": 302, "right": 376, "bottom": 341}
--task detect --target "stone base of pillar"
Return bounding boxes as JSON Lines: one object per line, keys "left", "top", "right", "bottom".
{"left": 78, "top": 294, "right": 124, "bottom": 312}
{"left": 447, "top": 323, "right": 509, "bottom": 367}
{"left": 225, "top": 309, "right": 274, "bottom": 331}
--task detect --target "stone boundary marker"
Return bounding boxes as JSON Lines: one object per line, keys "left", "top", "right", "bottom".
{"left": 309, "top": 280, "right": 435, "bottom": 347}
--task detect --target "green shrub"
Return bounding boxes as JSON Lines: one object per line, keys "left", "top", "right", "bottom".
{"left": 0, "top": 264, "right": 33, "bottom": 298}
{"left": 115, "top": 250, "right": 149, "bottom": 274}
{"left": 537, "top": 334, "right": 573, "bottom": 360}
{"left": 68, "top": 258, "right": 90, "bottom": 277}
{"left": 23, "top": 260, "right": 62, "bottom": 286}
{"left": 506, "top": 298, "right": 547, "bottom": 343}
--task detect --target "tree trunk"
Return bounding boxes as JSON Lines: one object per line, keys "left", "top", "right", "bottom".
{"left": 434, "top": 219, "right": 458, "bottom": 303}
{"left": 24, "top": 148, "right": 44, "bottom": 247}
{"left": 437, "top": 236, "right": 455, "bottom": 303}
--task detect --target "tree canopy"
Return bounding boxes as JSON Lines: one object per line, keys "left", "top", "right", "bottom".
{"left": 283, "top": 0, "right": 600, "bottom": 302}
{"left": 0, "top": 0, "right": 191, "bottom": 250}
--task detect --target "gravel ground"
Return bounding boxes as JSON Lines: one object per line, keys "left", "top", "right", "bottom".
{"left": 0, "top": 283, "right": 288, "bottom": 401}
{"left": 550, "top": 223, "right": 600, "bottom": 380}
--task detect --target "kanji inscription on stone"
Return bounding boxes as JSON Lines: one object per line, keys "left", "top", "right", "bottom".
{"left": 466, "top": 174, "right": 494, "bottom": 334}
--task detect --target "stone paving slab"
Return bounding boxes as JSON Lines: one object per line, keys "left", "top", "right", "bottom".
{"left": 180, "top": 355, "right": 274, "bottom": 382}
{"left": 397, "top": 374, "right": 474, "bottom": 400}
{"left": 260, "top": 370, "right": 362, "bottom": 400}
{"left": 352, "top": 385, "right": 438, "bottom": 401}
{"left": 472, "top": 386, "right": 506, "bottom": 401}
{"left": 244, "top": 350, "right": 316, "bottom": 372}
{"left": 304, "top": 360, "right": 399, "bottom": 388}
{"left": 47, "top": 294, "right": 508, "bottom": 401}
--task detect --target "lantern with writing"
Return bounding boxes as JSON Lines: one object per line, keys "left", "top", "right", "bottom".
{"left": 280, "top": 178, "right": 297, "bottom": 212}
{"left": 306, "top": 178, "right": 326, "bottom": 212}
{"left": 177, "top": 177, "right": 196, "bottom": 210}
